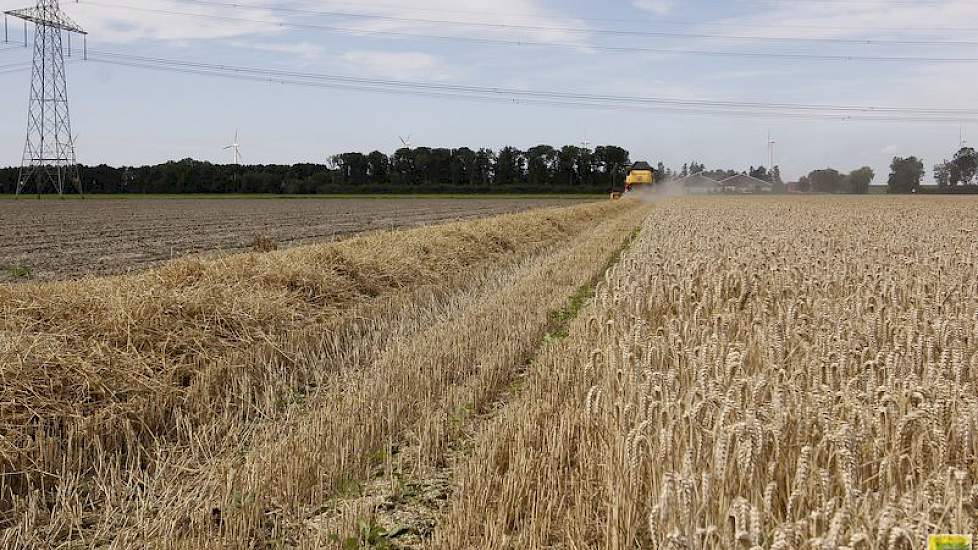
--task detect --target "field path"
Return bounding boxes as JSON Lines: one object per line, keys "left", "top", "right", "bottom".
{"left": 315, "top": 225, "right": 644, "bottom": 549}
{"left": 282, "top": 208, "right": 646, "bottom": 548}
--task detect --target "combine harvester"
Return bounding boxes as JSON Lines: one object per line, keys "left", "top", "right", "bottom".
{"left": 612, "top": 161, "right": 656, "bottom": 199}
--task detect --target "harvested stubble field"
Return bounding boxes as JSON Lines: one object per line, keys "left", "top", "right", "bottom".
{"left": 0, "top": 196, "right": 592, "bottom": 281}
{"left": 2, "top": 196, "right": 978, "bottom": 549}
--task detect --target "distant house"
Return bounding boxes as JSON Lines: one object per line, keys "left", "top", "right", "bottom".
{"left": 720, "top": 174, "right": 774, "bottom": 194}
{"left": 678, "top": 172, "right": 721, "bottom": 194}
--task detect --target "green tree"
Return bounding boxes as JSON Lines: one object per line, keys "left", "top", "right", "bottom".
{"left": 576, "top": 146, "right": 595, "bottom": 187}
{"left": 473, "top": 148, "right": 495, "bottom": 186}
{"left": 427, "top": 148, "right": 453, "bottom": 186}
{"left": 335, "top": 153, "right": 369, "bottom": 186}
{"left": 495, "top": 146, "right": 524, "bottom": 186}
{"left": 770, "top": 166, "right": 786, "bottom": 192}
{"left": 843, "top": 166, "right": 874, "bottom": 194}
{"left": 390, "top": 147, "right": 417, "bottom": 186}
{"left": 808, "top": 169, "right": 844, "bottom": 193}
{"left": 656, "top": 162, "right": 668, "bottom": 182}
{"left": 888, "top": 156, "right": 924, "bottom": 193}
{"left": 951, "top": 147, "right": 978, "bottom": 185}
{"left": 594, "top": 145, "right": 630, "bottom": 189}
{"left": 935, "top": 161, "right": 952, "bottom": 188}
{"left": 556, "top": 145, "right": 587, "bottom": 186}
{"left": 749, "top": 166, "right": 770, "bottom": 183}
{"left": 526, "top": 145, "right": 557, "bottom": 187}
{"left": 366, "top": 151, "right": 390, "bottom": 184}
{"left": 450, "top": 147, "right": 476, "bottom": 187}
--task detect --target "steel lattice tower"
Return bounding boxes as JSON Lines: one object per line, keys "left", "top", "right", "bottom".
{"left": 5, "top": 0, "right": 85, "bottom": 196}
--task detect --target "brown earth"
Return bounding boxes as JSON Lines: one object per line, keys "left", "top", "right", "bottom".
{"left": 0, "top": 197, "right": 593, "bottom": 281}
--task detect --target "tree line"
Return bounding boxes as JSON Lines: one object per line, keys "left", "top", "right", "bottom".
{"left": 885, "top": 147, "right": 978, "bottom": 194}
{"left": 2, "top": 142, "right": 974, "bottom": 196}
{"left": 0, "top": 144, "right": 632, "bottom": 195}
{"left": 795, "top": 167, "right": 875, "bottom": 194}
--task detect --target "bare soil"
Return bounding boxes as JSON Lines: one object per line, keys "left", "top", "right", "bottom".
{"left": 0, "top": 197, "right": 592, "bottom": 281}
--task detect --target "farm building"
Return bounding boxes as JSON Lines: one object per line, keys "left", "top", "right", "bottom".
{"left": 678, "top": 172, "right": 721, "bottom": 194}
{"left": 720, "top": 174, "right": 774, "bottom": 194}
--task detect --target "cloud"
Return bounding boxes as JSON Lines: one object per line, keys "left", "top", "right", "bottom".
{"left": 49, "top": 0, "right": 589, "bottom": 52}
{"left": 59, "top": 0, "right": 282, "bottom": 43}
{"left": 228, "top": 41, "right": 325, "bottom": 60}
{"left": 633, "top": 0, "right": 676, "bottom": 16}
{"left": 340, "top": 50, "right": 453, "bottom": 81}
{"left": 699, "top": 0, "right": 978, "bottom": 40}
{"left": 688, "top": 1, "right": 978, "bottom": 112}
{"left": 297, "top": 0, "right": 591, "bottom": 47}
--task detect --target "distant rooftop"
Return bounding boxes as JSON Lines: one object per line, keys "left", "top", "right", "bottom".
{"left": 678, "top": 172, "right": 721, "bottom": 187}
{"left": 721, "top": 174, "right": 774, "bottom": 187}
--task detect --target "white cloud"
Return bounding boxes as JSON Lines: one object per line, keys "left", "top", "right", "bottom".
{"left": 340, "top": 50, "right": 453, "bottom": 81}
{"left": 228, "top": 41, "right": 325, "bottom": 60}
{"left": 298, "top": 0, "right": 591, "bottom": 46}
{"left": 59, "top": 0, "right": 281, "bottom": 43}
{"left": 633, "top": 0, "right": 676, "bottom": 16}
{"left": 690, "top": 1, "right": 978, "bottom": 111}
{"left": 699, "top": 0, "right": 978, "bottom": 40}
{"left": 46, "top": 0, "right": 589, "bottom": 54}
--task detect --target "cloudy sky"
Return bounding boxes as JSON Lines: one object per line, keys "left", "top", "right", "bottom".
{"left": 0, "top": 0, "right": 976, "bottom": 182}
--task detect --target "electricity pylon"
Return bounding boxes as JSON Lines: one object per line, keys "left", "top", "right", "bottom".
{"left": 5, "top": 0, "right": 86, "bottom": 196}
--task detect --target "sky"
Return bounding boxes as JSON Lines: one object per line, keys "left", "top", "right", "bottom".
{"left": 0, "top": 0, "right": 977, "bottom": 182}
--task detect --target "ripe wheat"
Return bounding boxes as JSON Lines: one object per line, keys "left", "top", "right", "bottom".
{"left": 435, "top": 196, "right": 978, "bottom": 549}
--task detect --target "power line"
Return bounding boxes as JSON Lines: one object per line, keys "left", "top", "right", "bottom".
{"left": 0, "top": 60, "right": 32, "bottom": 69}
{"left": 85, "top": 49, "right": 978, "bottom": 116}
{"left": 74, "top": 2, "right": 978, "bottom": 63}
{"left": 80, "top": 51, "right": 978, "bottom": 123}
{"left": 145, "top": 0, "right": 978, "bottom": 47}
{"left": 171, "top": 0, "right": 978, "bottom": 33}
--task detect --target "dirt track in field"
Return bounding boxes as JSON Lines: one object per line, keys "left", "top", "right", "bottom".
{"left": 0, "top": 197, "right": 594, "bottom": 281}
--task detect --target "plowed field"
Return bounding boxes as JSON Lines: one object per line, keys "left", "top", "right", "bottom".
{"left": 0, "top": 197, "right": 592, "bottom": 281}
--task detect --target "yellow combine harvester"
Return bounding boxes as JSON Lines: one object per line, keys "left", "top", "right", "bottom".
{"left": 612, "top": 161, "right": 656, "bottom": 199}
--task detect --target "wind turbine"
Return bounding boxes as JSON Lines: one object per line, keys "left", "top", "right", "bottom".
{"left": 224, "top": 130, "right": 242, "bottom": 164}
{"left": 398, "top": 135, "right": 413, "bottom": 148}
{"left": 767, "top": 131, "right": 776, "bottom": 171}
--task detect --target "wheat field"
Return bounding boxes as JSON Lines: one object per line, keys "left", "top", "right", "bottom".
{"left": 3, "top": 196, "right": 977, "bottom": 548}
{"left": 436, "top": 196, "right": 978, "bottom": 549}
